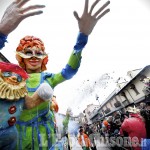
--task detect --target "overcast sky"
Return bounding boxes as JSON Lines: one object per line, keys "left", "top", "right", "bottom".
{"left": 1, "top": 0, "right": 150, "bottom": 115}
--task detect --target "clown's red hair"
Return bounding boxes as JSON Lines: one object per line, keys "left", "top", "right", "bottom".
{"left": 16, "top": 36, "right": 48, "bottom": 71}
{"left": 0, "top": 62, "right": 28, "bottom": 79}
{"left": 16, "top": 36, "right": 45, "bottom": 51}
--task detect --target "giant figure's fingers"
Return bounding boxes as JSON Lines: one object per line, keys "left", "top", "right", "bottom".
{"left": 73, "top": 11, "right": 80, "bottom": 22}
{"left": 20, "top": 5, "right": 45, "bottom": 14}
{"left": 93, "top": 1, "right": 110, "bottom": 18}
{"left": 89, "top": 0, "right": 100, "bottom": 15}
{"left": 22, "top": 10, "right": 44, "bottom": 19}
{"left": 96, "top": 8, "right": 110, "bottom": 20}
{"left": 17, "top": 0, "right": 30, "bottom": 7}
{"left": 83, "top": 0, "right": 89, "bottom": 14}
{"left": 15, "top": 0, "right": 21, "bottom": 3}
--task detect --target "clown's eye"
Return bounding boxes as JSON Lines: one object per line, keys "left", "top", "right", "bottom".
{"left": 2, "top": 72, "right": 12, "bottom": 77}
{"left": 25, "top": 50, "right": 33, "bottom": 56}
{"left": 17, "top": 75, "right": 22, "bottom": 82}
{"left": 36, "top": 51, "right": 43, "bottom": 56}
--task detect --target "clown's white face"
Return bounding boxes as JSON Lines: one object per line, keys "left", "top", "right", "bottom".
{"left": 23, "top": 46, "right": 44, "bottom": 73}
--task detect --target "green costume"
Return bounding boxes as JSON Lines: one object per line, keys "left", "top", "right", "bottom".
{"left": 63, "top": 114, "right": 70, "bottom": 135}
{"left": 62, "top": 114, "right": 70, "bottom": 150}
{"left": 16, "top": 33, "right": 88, "bottom": 150}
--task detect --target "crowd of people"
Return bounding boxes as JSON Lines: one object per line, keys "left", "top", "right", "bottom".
{"left": 77, "top": 100, "right": 150, "bottom": 150}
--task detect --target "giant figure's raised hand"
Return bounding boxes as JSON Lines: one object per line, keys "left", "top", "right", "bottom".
{"left": 74, "top": 0, "right": 110, "bottom": 35}
{"left": 0, "top": 0, "right": 45, "bottom": 35}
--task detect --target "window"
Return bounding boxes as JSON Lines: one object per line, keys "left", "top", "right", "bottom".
{"left": 88, "top": 111, "right": 91, "bottom": 115}
{"left": 121, "top": 92, "right": 128, "bottom": 100}
{"left": 130, "top": 84, "right": 139, "bottom": 95}
{"left": 114, "top": 101, "right": 121, "bottom": 108}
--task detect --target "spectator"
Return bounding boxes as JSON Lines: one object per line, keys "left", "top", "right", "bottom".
{"left": 63, "top": 108, "right": 72, "bottom": 150}
{"left": 139, "top": 102, "right": 146, "bottom": 110}
{"left": 78, "top": 128, "right": 91, "bottom": 150}
{"left": 101, "top": 119, "right": 109, "bottom": 143}
{"left": 120, "top": 106, "right": 146, "bottom": 150}
{"left": 77, "top": 126, "right": 84, "bottom": 139}
{"left": 84, "top": 124, "right": 97, "bottom": 150}
{"left": 107, "top": 116, "right": 120, "bottom": 137}
{"left": 140, "top": 101, "right": 150, "bottom": 150}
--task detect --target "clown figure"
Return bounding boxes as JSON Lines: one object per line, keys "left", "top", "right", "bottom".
{"left": 0, "top": 62, "right": 28, "bottom": 150}
{"left": 0, "top": 62, "right": 54, "bottom": 150}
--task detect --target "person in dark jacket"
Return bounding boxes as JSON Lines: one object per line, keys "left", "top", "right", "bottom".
{"left": 140, "top": 101, "right": 150, "bottom": 150}
{"left": 84, "top": 124, "right": 97, "bottom": 150}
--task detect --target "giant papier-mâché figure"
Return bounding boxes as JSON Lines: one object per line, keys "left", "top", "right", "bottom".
{"left": 0, "top": 62, "right": 28, "bottom": 149}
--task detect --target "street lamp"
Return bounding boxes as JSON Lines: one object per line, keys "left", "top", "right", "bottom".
{"left": 95, "top": 94, "right": 101, "bottom": 106}
{"left": 95, "top": 94, "right": 105, "bottom": 120}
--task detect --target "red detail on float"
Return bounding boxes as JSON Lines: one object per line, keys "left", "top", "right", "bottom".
{"left": 8, "top": 117, "right": 16, "bottom": 126}
{"left": 8, "top": 106, "right": 17, "bottom": 114}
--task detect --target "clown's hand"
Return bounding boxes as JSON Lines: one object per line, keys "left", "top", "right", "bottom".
{"left": 0, "top": 0, "right": 45, "bottom": 35}
{"left": 50, "top": 96, "right": 59, "bottom": 112}
{"left": 73, "top": 0, "right": 110, "bottom": 35}
{"left": 25, "top": 83, "right": 53, "bottom": 109}
{"left": 36, "top": 83, "right": 53, "bottom": 101}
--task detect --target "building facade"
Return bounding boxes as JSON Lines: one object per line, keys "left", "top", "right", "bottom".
{"left": 89, "top": 65, "right": 150, "bottom": 123}
{"left": 83, "top": 104, "right": 99, "bottom": 124}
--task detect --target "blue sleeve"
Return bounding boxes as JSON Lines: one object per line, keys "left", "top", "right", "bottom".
{"left": 61, "top": 33, "right": 88, "bottom": 80}
{"left": 73, "top": 32, "right": 88, "bottom": 54}
{"left": 61, "top": 64, "right": 79, "bottom": 80}
{"left": 0, "top": 32, "right": 7, "bottom": 50}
